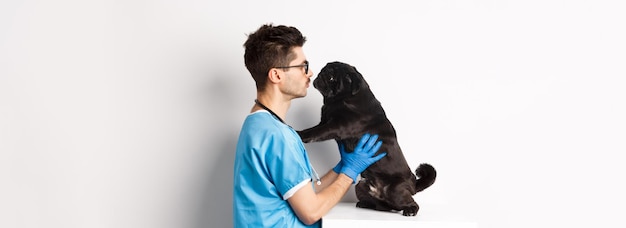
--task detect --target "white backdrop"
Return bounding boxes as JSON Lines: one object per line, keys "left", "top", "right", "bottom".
{"left": 2, "top": 1, "right": 625, "bottom": 228}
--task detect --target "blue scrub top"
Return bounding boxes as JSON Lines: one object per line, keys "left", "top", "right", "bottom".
{"left": 233, "top": 110, "right": 320, "bottom": 228}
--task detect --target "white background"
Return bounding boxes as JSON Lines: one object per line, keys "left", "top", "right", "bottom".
{"left": 2, "top": 1, "right": 625, "bottom": 227}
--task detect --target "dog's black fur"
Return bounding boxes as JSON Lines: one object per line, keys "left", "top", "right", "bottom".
{"left": 298, "top": 61, "right": 436, "bottom": 216}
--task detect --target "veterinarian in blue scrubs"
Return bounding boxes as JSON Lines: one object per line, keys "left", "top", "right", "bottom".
{"left": 233, "top": 24, "right": 386, "bottom": 227}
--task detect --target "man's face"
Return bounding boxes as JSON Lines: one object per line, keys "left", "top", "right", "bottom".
{"left": 279, "top": 46, "right": 313, "bottom": 99}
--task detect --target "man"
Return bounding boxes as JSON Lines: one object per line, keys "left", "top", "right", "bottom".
{"left": 233, "top": 24, "right": 387, "bottom": 227}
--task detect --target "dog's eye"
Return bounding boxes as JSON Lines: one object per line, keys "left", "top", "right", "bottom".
{"left": 329, "top": 76, "right": 335, "bottom": 82}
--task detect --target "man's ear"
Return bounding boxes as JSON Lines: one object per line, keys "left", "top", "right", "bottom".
{"left": 268, "top": 68, "right": 282, "bottom": 84}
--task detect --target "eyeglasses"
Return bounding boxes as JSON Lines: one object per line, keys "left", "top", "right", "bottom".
{"left": 275, "top": 61, "right": 309, "bottom": 74}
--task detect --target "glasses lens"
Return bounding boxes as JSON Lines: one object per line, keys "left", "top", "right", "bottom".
{"left": 304, "top": 62, "right": 309, "bottom": 74}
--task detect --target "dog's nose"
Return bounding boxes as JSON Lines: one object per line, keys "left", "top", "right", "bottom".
{"left": 312, "top": 77, "right": 322, "bottom": 89}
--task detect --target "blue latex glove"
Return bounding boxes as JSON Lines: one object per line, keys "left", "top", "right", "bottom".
{"left": 332, "top": 159, "right": 343, "bottom": 174}
{"left": 338, "top": 134, "right": 387, "bottom": 183}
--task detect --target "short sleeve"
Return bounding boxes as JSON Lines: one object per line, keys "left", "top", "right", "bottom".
{"left": 265, "top": 130, "right": 312, "bottom": 200}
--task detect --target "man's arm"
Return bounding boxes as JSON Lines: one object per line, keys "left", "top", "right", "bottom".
{"left": 288, "top": 133, "right": 386, "bottom": 225}
{"left": 313, "top": 169, "right": 341, "bottom": 192}
{"left": 287, "top": 172, "right": 354, "bottom": 225}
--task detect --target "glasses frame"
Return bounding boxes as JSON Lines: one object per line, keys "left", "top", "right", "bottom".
{"left": 275, "top": 61, "right": 309, "bottom": 74}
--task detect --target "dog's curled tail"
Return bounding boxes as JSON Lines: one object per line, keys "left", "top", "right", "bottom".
{"left": 414, "top": 163, "right": 437, "bottom": 193}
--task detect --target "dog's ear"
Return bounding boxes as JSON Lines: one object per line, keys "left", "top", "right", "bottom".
{"left": 350, "top": 66, "right": 362, "bottom": 95}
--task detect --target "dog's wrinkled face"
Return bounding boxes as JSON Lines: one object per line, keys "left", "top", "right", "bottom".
{"left": 313, "top": 61, "right": 364, "bottom": 99}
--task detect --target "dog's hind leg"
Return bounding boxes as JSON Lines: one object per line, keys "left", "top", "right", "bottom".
{"left": 356, "top": 198, "right": 394, "bottom": 212}
{"left": 355, "top": 180, "right": 394, "bottom": 212}
{"left": 389, "top": 187, "right": 420, "bottom": 216}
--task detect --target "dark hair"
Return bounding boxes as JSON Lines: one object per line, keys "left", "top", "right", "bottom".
{"left": 243, "top": 24, "right": 307, "bottom": 91}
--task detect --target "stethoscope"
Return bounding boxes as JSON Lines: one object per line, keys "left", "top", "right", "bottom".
{"left": 255, "top": 99, "right": 322, "bottom": 186}
{"left": 311, "top": 164, "right": 322, "bottom": 186}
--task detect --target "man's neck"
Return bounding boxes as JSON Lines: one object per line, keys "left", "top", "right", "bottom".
{"left": 253, "top": 93, "right": 291, "bottom": 122}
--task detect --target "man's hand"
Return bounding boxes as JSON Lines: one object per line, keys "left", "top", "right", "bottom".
{"left": 338, "top": 133, "right": 386, "bottom": 183}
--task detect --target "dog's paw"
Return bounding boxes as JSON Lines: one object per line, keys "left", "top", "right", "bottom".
{"left": 402, "top": 205, "right": 419, "bottom": 216}
{"left": 356, "top": 201, "right": 375, "bottom": 209}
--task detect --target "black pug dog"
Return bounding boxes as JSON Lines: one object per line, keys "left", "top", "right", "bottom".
{"left": 298, "top": 61, "right": 437, "bottom": 216}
